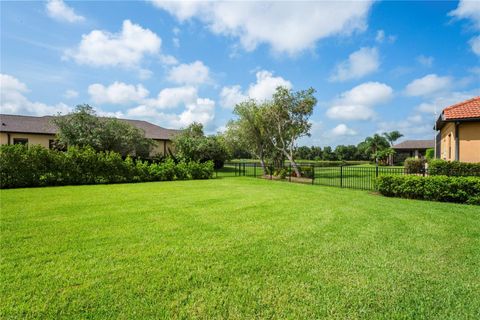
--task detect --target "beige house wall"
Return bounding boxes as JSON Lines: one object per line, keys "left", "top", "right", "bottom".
{"left": 458, "top": 122, "right": 480, "bottom": 163}
{"left": 0, "top": 133, "right": 55, "bottom": 148}
{"left": 439, "top": 122, "right": 456, "bottom": 161}
{"left": 1, "top": 132, "right": 174, "bottom": 157}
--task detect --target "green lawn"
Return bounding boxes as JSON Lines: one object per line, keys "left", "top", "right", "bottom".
{"left": 1, "top": 178, "right": 479, "bottom": 319}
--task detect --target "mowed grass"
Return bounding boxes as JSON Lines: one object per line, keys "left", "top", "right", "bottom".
{"left": 1, "top": 178, "right": 480, "bottom": 319}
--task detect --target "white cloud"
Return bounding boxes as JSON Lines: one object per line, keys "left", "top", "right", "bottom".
{"left": 375, "top": 29, "right": 396, "bottom": 43}
{"left": 46, "top": 0, "right": 85, "bottom": 23}
{"left": 331, "top": 124, "right": 357, "bottom": 136}
{"left": 138, "top": 69, "right": 153, "bottom": 80}
{"left": 327, "top": 82, "right": 393, "bottom": 121}
{"left": 146, "top": 86, "right": 198, "bottom": 109}
{"left": 330, "top": 47, "right": 379, "bottom": 82}
{"left": 159, "top": 54, "right": 179, "bottom": 65}
{"left": 65, "top": 20, "right": 161, "bottom": 67}
{"left": 0, "top": 74, "right": 70, "bottom": 116}
{"left": 220, "top": 85, "right": 247, "bottom": 109}
{"left": 127, "top": 97, "right": 215, "bottom": 128}
{"left": 88, "top": 81, "right": 149, "bottom": 105}
{"left": 416, "top": 55, "right": 434, "bottom": 67}
{"left": 449, "top": 0, "right": 480, "bottom": 30}
{"left": 405, "top": 74, "right": 452, "bottom": 97}
{"left": 469, "top": 35, "right": 480, "bottom": 56}
{"left": 167, "top": 61, "right": 210, "bottom": 85}
{"left": 416, "top": 89, "right": 480, "bottom": 115}
{"left": 151, "top": 1, "right": 373, "bottom": 55}
{"left": 63, "top": 89, "right": 78, "bottom": 99}
{"left": 248, "top": 70, "right": 292, "bottom": 101}
{"left": 219, "top": 70, "right": 292, "bottom": 109}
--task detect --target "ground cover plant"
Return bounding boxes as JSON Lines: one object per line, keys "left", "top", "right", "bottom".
{"left": 1, "top": 178, "right": 479, "bottom": 319}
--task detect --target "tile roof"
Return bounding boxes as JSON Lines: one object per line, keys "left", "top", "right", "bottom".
{"left": 0, "top": 114, "right": 181, "bottom": 140}
{"left": 442, "top": 96, "right": 480, "bottom": 120}
{"left": 392, "top": 140, "right": 434, "bottom": 150}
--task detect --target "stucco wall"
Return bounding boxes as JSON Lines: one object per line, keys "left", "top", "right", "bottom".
{"left": 0, "top": 133, "right": 55, "bottom": 148}
{"left": 151, "top": 140, "right": 175, "bottom": 156}
{"left": 440, "top": 122, "right": 456, "bottom": 161}
{"left": 459, "top": 122, "right": 480, "bottom": 163}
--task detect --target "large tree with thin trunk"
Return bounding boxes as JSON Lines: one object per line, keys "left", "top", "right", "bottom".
{"left": 264, "top": 87, "right": 317, "bottom": 177}
{"left": 363, "top": 134, "right": 390, "bottom": 164}
{"left": 226, "top": 100, "right": 271, "bottom": 175}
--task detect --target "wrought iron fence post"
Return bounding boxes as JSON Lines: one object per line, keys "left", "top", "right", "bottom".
{"left": 270, "top": 165, "right": 273, "bottom": 180}
{"left": 254, "top": 163, "right": 256, "bottom": 177}
{"left": 289, "top": 163, "right": 291, "bottom": 182}
{"left": 243, "top": 163, "right": 245, "bottom": 176}
{"left": 375, "top": 164, "right": 379, "bottom": 178}
{"left": 340, "top": 165, "right": 343, "bottom": 188}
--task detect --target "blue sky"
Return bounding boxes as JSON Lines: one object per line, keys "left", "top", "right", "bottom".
{"left": 1, "top": 0, "right": 479, "bottom": 146}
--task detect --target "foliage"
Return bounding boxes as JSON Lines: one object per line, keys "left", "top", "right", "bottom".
{"left": 428, "top": 159, "right": 480, "bottom": 176}
{"left": 264, "top": 87, "right": 317, "bottom": 176}
{"left": 404, "top": 158, "right": 426, "bottom": 173}
{"left": 173, "top": 122, "right": 229, "bottom": 169}
{"left": 425, "top": 148, "right": 435, "bottom": 160}
{"left": 374, "top": 148, "right": 395, "bottom": 166}
{"left": 383, "top": 131, "right": 403, "bottom": 146}
{"left": 0, "top": 144, "right": 214, "bottom": 188}
{"left": 362, "top": 134, "right": 390, "bottom": 162}
{"left": 53, "top": 104, "right": 154, "bottom": 157}
{"left": 376, "top": 175, "right": 480, "bottom": 204}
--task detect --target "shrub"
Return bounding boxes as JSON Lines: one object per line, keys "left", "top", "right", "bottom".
{"left": 428, "top": 159, "right": 480, "bottom": 177}
{"left": 404, "top": 158, "right": 426, "bottom": 174}
{"left": 376, "top": 175, "right": 480, "bottom": 205}
{"left": 425, "top": 148, "right": 434, "bottom": 160}
{"left": 0, "top": 145, "right": 214, "bottom": 189}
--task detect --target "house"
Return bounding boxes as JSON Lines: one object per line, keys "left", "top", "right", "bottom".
{"left": 392, "top": 140, "right": 434, "bottom": 163}
{"left": 0, "top": 114, "right": 180, "bottom": 157}
{"left": 435, "top": 96, "right": 480, "bottom": 163}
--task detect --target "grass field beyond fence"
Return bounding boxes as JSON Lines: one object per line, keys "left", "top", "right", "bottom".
{"left": 1, "top": 178, "right": 479, "bottom": 319}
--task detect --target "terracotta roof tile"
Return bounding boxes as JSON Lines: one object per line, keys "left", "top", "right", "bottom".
{"left": 442, "top": 96, "right": 480, "bottom": 120}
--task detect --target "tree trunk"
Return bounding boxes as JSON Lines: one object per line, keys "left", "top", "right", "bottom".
{"left": 259, "top": 158, "right": 267, "bottom": 176}
{"left": 284, "top": 151, "right": 301, "bottom": 177}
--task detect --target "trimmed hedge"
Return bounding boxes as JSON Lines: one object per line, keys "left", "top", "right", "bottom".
{"left": 428, "top": 159, "right": 480, "bottom": 177}
{"left": 0, "top": 145, "right": 214, "bottom": 189}
{"left": 376, "top": 175, "right": 480, "bottom": 205}
{"left": 404, "top": 158, "right": 426, "bottom": 174}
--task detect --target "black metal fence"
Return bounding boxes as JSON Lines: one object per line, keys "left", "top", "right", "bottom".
{"left": 216, "top": 162, "right": 427, "bottom": 191}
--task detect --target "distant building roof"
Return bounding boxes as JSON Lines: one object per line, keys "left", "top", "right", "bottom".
{"left": 392, "top": 140, "right": 434, "bottom": 150}
{"left": 0, "top": 114, "right": 181, "bottom": 140}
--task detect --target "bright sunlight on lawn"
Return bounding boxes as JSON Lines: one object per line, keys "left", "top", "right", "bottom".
{"left": 1, "top": 178, "right": 479, "bottom": 319}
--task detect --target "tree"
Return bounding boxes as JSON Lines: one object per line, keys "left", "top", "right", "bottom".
{"left": 53, "top": 104, "right": 154, "bottom": 157}
{"left": 363, "top": 134, "right": 390, "bottom": 163}
{"left": 334, "top": 145, "right": 357, "bottom": 161}
{"left": 322, "top": 146, "right": 336, "bottom": 161}
{"left": 226, "top": 100, "right": 271, "bottom": 174}
{"left": 264, "top": 87, "right": 317, "bottom": 177}
{"left": 295, "top": 146, "right": 312, "bottom": 160}
{"left": 173, "top": 122, "right": 229, "bottom": 169}
{"left": 383, "top": 131, "right": 403, "bottom": 147}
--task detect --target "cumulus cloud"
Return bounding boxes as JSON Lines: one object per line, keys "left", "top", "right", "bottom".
{"left": 330, "top": 47, "right": 379, "bottom": 82}
{"left": 327, "top": 82, "right": 393, "bottom": 121}
{"left": 416, "top": 89, "right": 480, "bottom": 114}
{"left": 146, "top": 86, "right": 198, "bottom": 109}
{"left": 65, "top": 20, "right": 161, "bottom": 67}
{"left": 469, "top": 35, "right": 480, "bottom": 56}
{"left": 167, "top": 61, "right": 210, "bottom": 85}
{"left": 375, "top": 29, "right": 396, "bottom": 43}
{"left": 331, "top": 124, "right": 357, "bottom": 136}
{"left": 405, "top": 74, "right": 452, "bottom": 97}
{"left": 449, "top": 0, "right": 480, "bottom": 30}
{"left": 416, "top": 55, "right": 434, "bottom": 67}
{"left": 151, "top": 1, "right": 373, "bottom": 55}
{"left": 63, "top": 89, "right": 78, "bottom": 99}
{"left": 46, "top": 0, "right": 85, "bottom": 23}
{"left": 0, "top": 74, "right": 70, "bottom": 116}
{"left": 219, "top": 70, "right": 292, "bottom": 109}
{"left": 88, "top": 81, "right": 149, "bottom": 105}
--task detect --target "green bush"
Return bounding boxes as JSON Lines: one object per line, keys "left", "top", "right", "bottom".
{"left": 404, "top": 158, "right": 426, "bottom": 174}
{"left": 0, "top": 145, "right": 214, "bottom": 189}
{"left": 376, "top": 175, "right": 480, "bottom": 205}
{"left": 425, "top": 148, "right": 434, "bottom": 160}
{"left": 428, "top": 159, "right": 480, "bottom": 176}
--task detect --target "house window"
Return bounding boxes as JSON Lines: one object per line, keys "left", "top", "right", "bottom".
{"left": 13, "top": 138, "right": 28, "bottom": 145}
